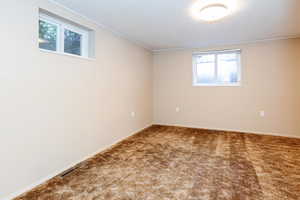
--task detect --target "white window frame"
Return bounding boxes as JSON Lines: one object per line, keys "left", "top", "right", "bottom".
{"left": 192, "top": 49, "right": 241, "bottom": 86}
{"left": 39, "top": 15, "right": 60, "bottom": 52}
{"left": 39, "top": 14, "right": 89, "bottom": 58}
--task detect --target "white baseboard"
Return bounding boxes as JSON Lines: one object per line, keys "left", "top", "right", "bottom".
{"left": 154, "top": 123, "right": 300, "bottom": 139}
{"left": 2, "top": 124, "right": 152, "bottom": 200}
{"left": 4, "top": 123, "right": 299, "bottom": 200}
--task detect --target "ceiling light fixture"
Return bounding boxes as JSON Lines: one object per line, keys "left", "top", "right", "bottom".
{"left": 198, "top": 4, "right": 229, "bottom": 21}
{"left": 190, "top": 0, "right": 236, "bottom": 22}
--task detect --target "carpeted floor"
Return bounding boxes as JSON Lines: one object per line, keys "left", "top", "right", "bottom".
{"left": 15, "top": 125, "right": 300, "bottom": 200}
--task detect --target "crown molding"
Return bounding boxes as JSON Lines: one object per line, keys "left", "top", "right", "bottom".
{"left": 46, "top": 0, "right": 300, "bottom": 54}
{"left": 152, "top": 34, "right": 300, "bottom": 53}
{"left": 47, "top": 0, "right": 153, "bottom": 51}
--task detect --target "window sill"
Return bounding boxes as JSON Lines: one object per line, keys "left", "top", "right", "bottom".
{"left": 193, "top": 83, "right": 241, "bottom": 87}
{"left": 39, "top": 49, "right": 96, "bottom": 61}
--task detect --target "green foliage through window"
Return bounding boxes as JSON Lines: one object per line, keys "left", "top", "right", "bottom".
{"left": 64, "top": 29, "right": 81, "bottom": 56}
{"left": 39, "top": 20, "right": 57, "bottom": 51}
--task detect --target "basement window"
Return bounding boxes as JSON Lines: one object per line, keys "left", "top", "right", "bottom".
{"left": 39, "top": 12, "right": 91, "bottom": 58}
{"left": 192, "top": 50, "right": 241, "bottom": 86}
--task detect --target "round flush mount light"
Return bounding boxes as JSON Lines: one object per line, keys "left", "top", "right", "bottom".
{"left": 198, "top": 4, "right": 229, "bottom": 21}
{"left": 191, "top": 0, "right": 235, "bottom": 22}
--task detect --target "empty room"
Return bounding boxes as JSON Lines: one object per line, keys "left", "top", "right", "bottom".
{"left": 1, "top": 0, "right": 300, "bottom": 199}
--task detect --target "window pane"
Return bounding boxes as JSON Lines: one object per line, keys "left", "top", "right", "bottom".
{"left": 64, "top": 29, "right": 82, "bottom": 56}
{"left": 217, "top": 53, "right": 239, "bottom": 84}
{"left": 196, "top": 55, "right": 215, "bottom": 84}
{"left": 39, "top": 20, "right": 57, "bottom": 51}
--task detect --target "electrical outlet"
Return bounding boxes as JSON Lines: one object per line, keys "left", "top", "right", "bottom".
{"left": 176, "top": 107, "right": 180, "bottom": 112}
{"left": 260, "top": 111, "right": 265, "bottom": 117}
{"left": 131, "top": 112, "right": 136, "bottom": 117}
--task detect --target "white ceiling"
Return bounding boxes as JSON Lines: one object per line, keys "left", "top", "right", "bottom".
{"left": 52, "top": 0, "right": 300, "bottom": 51}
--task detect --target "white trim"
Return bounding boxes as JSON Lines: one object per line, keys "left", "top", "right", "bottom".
{"left": 47, "top": 0, "right": 152, "bottom": 51}
{"left": 192, "top": 49, "right": 242, "bottom": 55}
{"left": 193, "top": 83, "right": 241, "bottom": 87}
{"left": 48, "top": 0, "right": 300, "bottom": 52}
{"left": 39, "top": 49, "right": 95, "bottom": 61}
{"left": 2, "top": 123, "right": 299, "bottom": 200}
{"left": 214, "top": 52, "right": 218, "bottom": 84}
{"left": 2, "top": 124, "right": 152, "bottom": 200}
{"left": 40, "top": 13, "right": 60, "bottom": 24}
{"left": 154, "top": 123, "right": 300, "bottom": 139}
{"left": 152, "top": 34, "right": 300, "bottom": 53}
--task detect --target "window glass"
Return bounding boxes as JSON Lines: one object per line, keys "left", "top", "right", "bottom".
{"left": 193, "top": 51, "right": 241, "bottom": 86}
{"left": 217, "top": 53, "right": 239, "bottom": 84}
{"left": 64, "top": 29, "right": 82, "bottom": 56}
{"left": 38, "top": 13, "right": 91, "bottom": 58}
{"left": 39, "top": 20, "right": 58, "bottom": 51}
{"left": 196, "top": 55, "right": 215, "bottom": 84}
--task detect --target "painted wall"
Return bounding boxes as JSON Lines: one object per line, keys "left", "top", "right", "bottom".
{"left": 1, "top": 0, "right": 300, "bottom": 199}
{"left": 0, "top": 0, "right": 152, "bottom": 199}
{"left": 153, "top": 38, "right": 300, "bottom": 137}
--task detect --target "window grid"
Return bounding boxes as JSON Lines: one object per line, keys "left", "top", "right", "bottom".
{"left": 193, "top": 50, "right": 241, "bottom": 86}
{"left": 39, "top": 13, "right": 89, "bottom": 58}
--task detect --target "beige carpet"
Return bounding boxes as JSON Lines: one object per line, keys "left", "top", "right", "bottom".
{"left": 15, "top": 125, "right": 300, "bottom": 200}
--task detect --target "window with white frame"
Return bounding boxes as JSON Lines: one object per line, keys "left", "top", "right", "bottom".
{"left": 39, "top": 13, "right": 90, "bottom": 57}
{"left": 192, "top": 50, "right": 241, "bottom": 86}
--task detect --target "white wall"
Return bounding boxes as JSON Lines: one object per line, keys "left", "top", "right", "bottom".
{"left": 153, "top": 38, "right": 300, "bottom": 138}
{"left": 0, "top": 0, "right": 152, "bottom": 199}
